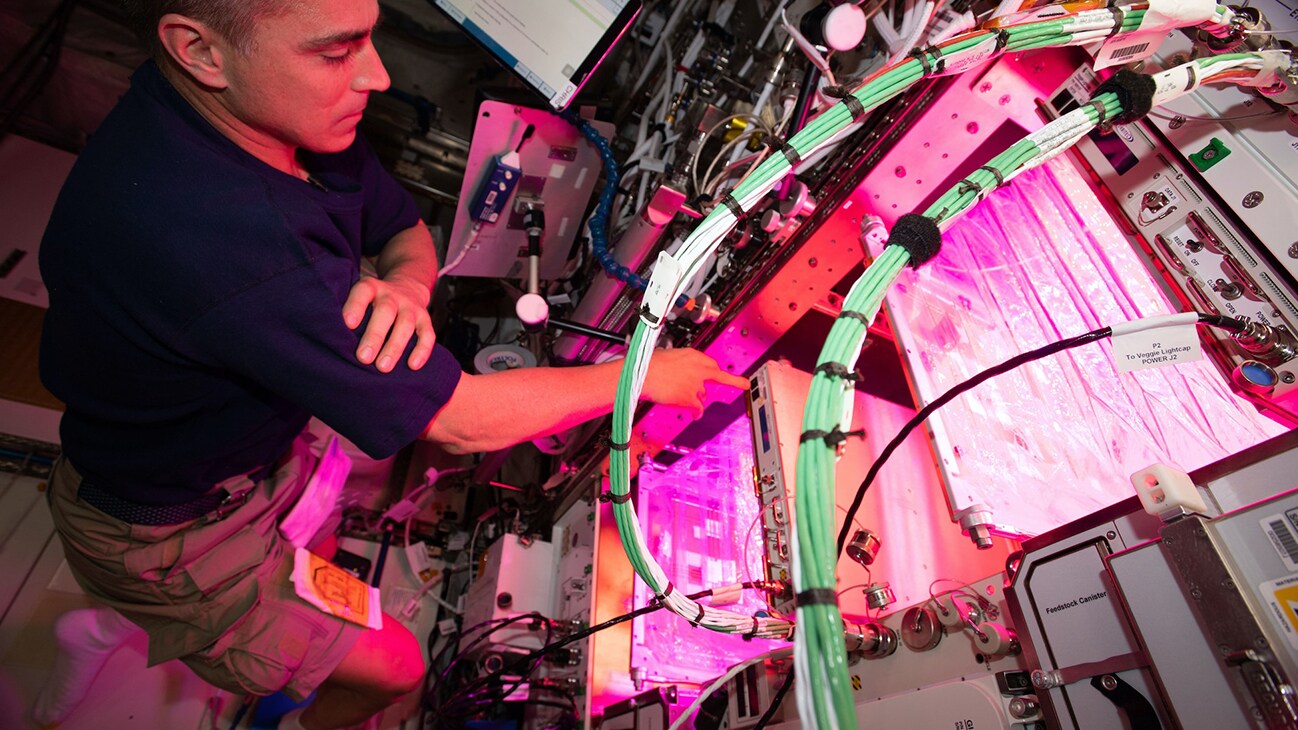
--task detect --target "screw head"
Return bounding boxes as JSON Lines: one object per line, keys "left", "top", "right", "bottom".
{"left": 1101, "top": 675, "right": 1118, "bottom": 691}
{"left": 1283, "top": 372, "right": 1296, "bottom": 385}
{"left": 1243, "top": 191, "right": 1264, "bottom": 208}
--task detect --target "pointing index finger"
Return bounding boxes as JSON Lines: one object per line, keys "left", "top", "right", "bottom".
{"left": 712, "top": 371, "right": 750, "bottom": 390}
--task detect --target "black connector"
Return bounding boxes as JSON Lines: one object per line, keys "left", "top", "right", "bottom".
{"left": 523, "top": 205, "right": 545, "bottom": 257}
{"left": 523, "top": 205, "right": 545, "bottom": 236}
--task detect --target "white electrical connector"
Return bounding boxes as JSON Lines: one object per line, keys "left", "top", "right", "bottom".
{"left": 1132, "top": 463, "right": 1208, "bottom": 519}
{"left": 640, "top": 251, "right": 684, "bottom": 327}
{"left": 975, "top": 622, "right": 1018, "bottom": 656}
{"left": 382, "top": 499, "right": 420, "bottom": 524}
{"left": 935, "top": 593, "right": 978, "bottom": 628}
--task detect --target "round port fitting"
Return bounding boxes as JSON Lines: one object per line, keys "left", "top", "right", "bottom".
{"left": 1008, "top": 695, "right": 1040, "bottom": 719}
{"left": 1233, "top": 360, "right": 1279, "bottom": 395}
{"left": 846, "top": 529, "right": 882, "bottom": 567}
{"left": 864, "top": 582, "right": 896, "bottom": 610}
{"left": 901, "top": 606, "right": 943, "bottom": 652}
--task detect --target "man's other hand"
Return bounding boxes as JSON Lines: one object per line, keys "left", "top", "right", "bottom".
{"left": 642, "top": 348, "right": 749, "bottom": 418}
{"left": 343, "top": 274, "right": 435, "bottom": 373}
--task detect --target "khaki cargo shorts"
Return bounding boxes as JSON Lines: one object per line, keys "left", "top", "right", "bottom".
{"left": 46, "top": 438, "right": 363, "bottom": 701}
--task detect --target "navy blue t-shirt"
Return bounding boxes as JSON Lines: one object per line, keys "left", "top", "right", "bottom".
{"left": 39, "top": 61, "right": 462, "bottom": 505}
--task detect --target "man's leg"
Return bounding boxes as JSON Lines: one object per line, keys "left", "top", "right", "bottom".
{"left": 296, "top": 612, "right": 425, "bottom": 730}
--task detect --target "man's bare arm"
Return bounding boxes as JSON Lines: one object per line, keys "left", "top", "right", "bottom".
{"left": 422, "top": 348, "right": 747, "bottom": 454}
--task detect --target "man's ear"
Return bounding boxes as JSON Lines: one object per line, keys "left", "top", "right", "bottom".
{"left": 157, "top": 13, "right": 231, "bottom": 89}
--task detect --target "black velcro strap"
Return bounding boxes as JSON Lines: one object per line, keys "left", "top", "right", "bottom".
{"left": 1094, "top": 69, "right": 1156, "bottom": 125}
{"left": 977, "top": 165, "right": 1005, "bottom": 188}
{"left": 911, "top": 47, "right": 932, "bottom": 77}
{"left": 718, "top": 192, "right": 744, "bottom": 218}
{"left": 598, "top": 491, "right": 632, "bottom": 504}
{"left": 925, "top": 45, "right": 946, "bottom": 74}
{"left": 798, "top": 425, "right": 866, "bottom": 447}
{"left": 639, "top": 303, "right": 661, "bottom": 325}
{"left": 841, "top": 93, "right": 867, "bottom": 121}
{"left": 766, "top": 135, "right": 802, "bottom": 167}
{"left": 690, "top": 603, "right": 706, "bottom": 626}
{"left": 886, "top": 213, "right": 943, "bottom": 268}
{"left": 603, "top": 436, "right": 630, "bottom": 451}
{"left": 1107, "top": 6, "right": 1125, "bottom": 35}
{"left": 837, "top": 310, "right": 872, "bottom": 327}
{"left": 796, "top": 588, "right": 838, "bottom": 607}
{"left": 1088, "top": 99, "right": 1108, "bottom": 126}
{"left": 956, "top": 177, "right": 983, "bottom": 197}
{"left": 799, "top": 429, "right": 831, "bottom": 443}
{"left": 994, "top": 29, "right": 1010, "bottom": 52}
{"left": 654, "top": 582, "right": 675, "bottom": 604}
{"left": 813, "top": 362, "right": 862, "bottom": 382}
{"left": 742, "top": 617, "right": 761, "bottom": 640}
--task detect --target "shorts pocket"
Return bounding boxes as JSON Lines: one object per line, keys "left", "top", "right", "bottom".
{"left": 181, "top": 525, "right": 270, "bottom": 597}
{"left": 208, "top": 601, "right": 319, "bottom": 696}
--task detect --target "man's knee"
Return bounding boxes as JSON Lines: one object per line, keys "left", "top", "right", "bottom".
{"left": 329, "top": 615, "right": 426, "bottom": 699}
{"left": 382, "top": 632, "right": 425, "bottom": 697}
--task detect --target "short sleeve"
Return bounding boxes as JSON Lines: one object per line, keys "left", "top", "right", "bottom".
{"left": 187, "top": 256, "right": 462, "bottom": 459}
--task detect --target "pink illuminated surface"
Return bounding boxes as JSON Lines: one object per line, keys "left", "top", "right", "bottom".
{"left": 631, "top": 416, "right": 780, "bottom": 684}
{"left": 881, "top": 157, "right": 1286, "bottom": 537}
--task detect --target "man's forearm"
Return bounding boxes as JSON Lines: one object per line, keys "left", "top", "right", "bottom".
{"left": 421, "top": 348, "right": 749, "bottom": 455}
{"left": 423, "top": 362, "right": 624, "bottom": 454}
{"left": 376, "top": 222, "right": 438, "bottom": 299}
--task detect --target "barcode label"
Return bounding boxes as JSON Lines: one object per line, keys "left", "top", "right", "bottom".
{"left": 1093, "top": 31, "right": 1159, "bottom": 70}
{"left": 1110, "top": 42, "right": 1150, "bottom": 61}
{"left": 1263, "top": 514, "right": 1298, "bottom": 572}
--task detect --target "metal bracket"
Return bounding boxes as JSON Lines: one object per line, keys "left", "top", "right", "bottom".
{"left": 1160, "top": 515, "right": 1298, "bottom": 729}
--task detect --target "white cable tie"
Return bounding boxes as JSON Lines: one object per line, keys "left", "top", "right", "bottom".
{"left": 1109, "top": 311, "right": 1200, "bottom": 337}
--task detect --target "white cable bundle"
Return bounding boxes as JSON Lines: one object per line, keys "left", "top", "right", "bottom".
{"left": 610, "top": 250, "right": 793, "bottom": 638}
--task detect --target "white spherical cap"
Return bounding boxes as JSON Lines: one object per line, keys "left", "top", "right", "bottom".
{"left": 823, "top": 4, "right": 868, "bottom": 51}
{"left": 515, "top": 292, "right": 550, "bottom": 329}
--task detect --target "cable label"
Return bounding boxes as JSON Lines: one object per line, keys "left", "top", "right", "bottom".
{"left": 1151, "top": 62, "right": 1201, "bottom": 107}
{"left": 1093, "top": 31, "right": 1163, "bottom": 70}
{"left": 1111, "top": 322, "right": 1202, "bottom": 372}
{"left": 937, "top": 36, "right": 1000, "bottom": 76}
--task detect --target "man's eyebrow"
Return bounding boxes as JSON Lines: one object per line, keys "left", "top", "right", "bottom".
{"left": 300, "top": 16, "right": 383, "bottom": 50}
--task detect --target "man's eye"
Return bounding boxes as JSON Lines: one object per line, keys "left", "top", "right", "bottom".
{"left": 322, "top": 50, "right": 353, "bottom": 65}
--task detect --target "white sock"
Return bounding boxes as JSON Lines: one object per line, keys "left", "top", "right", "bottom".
{"left": 32, "top": 606, "right": 143, "bottom": 726}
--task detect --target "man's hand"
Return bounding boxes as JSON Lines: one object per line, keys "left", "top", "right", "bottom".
{"left": 642, "top": 348, "right": 749, "bottom": 418}
{"left": 342, "top": 274, "right": 435, "bottom": 373}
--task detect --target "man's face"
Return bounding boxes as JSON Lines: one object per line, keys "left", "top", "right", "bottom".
{"left": 218, "top": 0, "right": 390, "bottom": 154}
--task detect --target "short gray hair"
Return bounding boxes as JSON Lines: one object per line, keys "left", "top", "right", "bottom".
{"left": 121, "top": 0, "right": 291, "bottom": 59}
